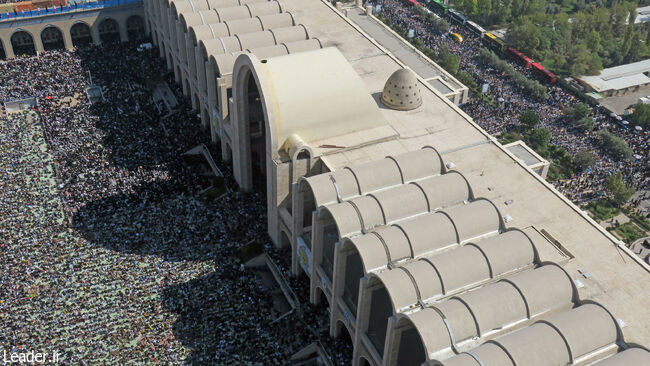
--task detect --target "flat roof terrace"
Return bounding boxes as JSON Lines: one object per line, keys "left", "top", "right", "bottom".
{"left": 279, "top": 0, "right": 650, "bottom": 346}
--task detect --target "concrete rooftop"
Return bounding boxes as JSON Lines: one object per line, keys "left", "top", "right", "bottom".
{"left": 279, "top": 0, "right": 650, "bottom": 346}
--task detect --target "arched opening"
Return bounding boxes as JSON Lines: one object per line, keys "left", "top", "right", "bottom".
{"left": 394, "top": 318, "right": 427, "bottom": 366}
{"left": 342, "top": 245, "right": 364, "bottom": 315}
{"left": 175, "top": 65, "right": 181, "bottom": 83}
{"left": 318, "top": 209, "right": 339, "bottom": 280}
{"left": 0, "top": 40, "right": 6, "bottom": 60}
{"left": 126, "top": 15, "right": 145, "bottom": 41}
{"left": 335, "top": 320, "right": 355, "bottom": 361}
{"left": 240, "top": 69, "right": 267, "bottom": 191}
{"left": 301, "top": 183, "right": 316, "bottom": 230}
{"left": 366, "top": 280, "right": 392, "bottom": 356}
{"left": 360, "top": 357, "right": 372, "bottom": 366}
{"left": 11, "top": 30, "right": 36, "bottom": 56}
{"left": 41, "top": 26, "right": 65, "bottom": 51}
{"left": 98, "top": 18, "right": 120, "bottom": 43}
{"left": 70, "top": 22, "right": 92, "bottom": 47}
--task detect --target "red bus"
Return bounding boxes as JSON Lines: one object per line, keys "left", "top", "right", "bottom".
{"left": 531, "top": 62, "right": 558, "bottom": 84}
{"left": 506, "top": 47, "right": 533, "bottom": 68}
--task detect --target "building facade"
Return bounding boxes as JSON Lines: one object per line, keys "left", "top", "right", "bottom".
{"left": 0, "top": 2, "right": 147, "bottom": 58}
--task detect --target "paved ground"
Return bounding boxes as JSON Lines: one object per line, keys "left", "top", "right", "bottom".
{"left": 597, "top": 85, "right": 650, "bottom": 115}
{"left": 346, "top": 8, "right": 462, "bottom": 95}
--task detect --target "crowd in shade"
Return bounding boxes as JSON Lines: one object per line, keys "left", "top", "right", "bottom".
{"left": 377, "top": 0, "right": 648, "bottom": 205}
{"left": 0, "top": 43, "right": 351, "bottom": 364}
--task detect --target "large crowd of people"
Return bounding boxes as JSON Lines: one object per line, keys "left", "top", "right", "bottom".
{"left": 377, "top": 0, "right": 648, "bottom": 205}
{"left": 1, "top": 2, "right": 646, "bottom": 363}
{"left": 0, "top": 42, "right": 351, "bottom": 364}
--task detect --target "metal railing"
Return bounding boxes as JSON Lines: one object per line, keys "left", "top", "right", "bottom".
{"left": 1, "top": 0, "right": 141, "bottom": 21}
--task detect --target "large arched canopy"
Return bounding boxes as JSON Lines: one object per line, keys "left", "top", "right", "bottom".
{"left": 98, "top": 18, "right": 120, "bottom": 43}
{"left": 11, "top": 30, "right": 36, "bottom": 56}
{"left": 232, "top": 47, "right": 389, "bottom": 160}
{"left": 70, "top": 22, "right": 92, "bottom": 47}
{"left": 41, "top": 26, "right": 65, "bottom": 51}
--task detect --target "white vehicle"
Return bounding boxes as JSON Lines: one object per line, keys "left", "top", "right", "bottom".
{"left": 137, "top": 43, "right": 153, "bottom": 52}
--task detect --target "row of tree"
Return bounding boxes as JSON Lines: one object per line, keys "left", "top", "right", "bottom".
{"left": 476, "top": 48, "right": 549, "bottom": 101}
{"left": 452, "top": 0, "right": 649, "bottom": 76}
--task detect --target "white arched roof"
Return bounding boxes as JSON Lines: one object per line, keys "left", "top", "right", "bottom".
{"left": 300, "top": 147, "right": 444, "bottom": 209}
{"left": 232, "top": 47, "right": 388, "bottom": 154}
{"left": 364, "top": 226, "right": 537, "bottom": 319}
{"left": 319, "top": 172, "right": 472, "bottom": 242}
{"left": 592, "top": 348, "right": 650, "bottom": 365}
{"left": 394, "top": 264, "right": 575, "bottom": 362}
{"left": 435, "top": 303, "right": 621, "bottom": 366}
{"left": 341, "top": 199, "right": 510, "bottom": 279}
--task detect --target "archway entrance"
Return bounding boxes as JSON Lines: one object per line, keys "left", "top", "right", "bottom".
{"left": 70, "top": 23, "right": 92, "bottom": 47}
{"left": 126, "top": 15, "right": 145, "bottom": 41}
{"left": 41, "top": 26, "right": 65, "bottom": 51}
{"left": 98, "top": 18, "right": 120, "bottom": 43}
{"left": 0, "top": 40, "right": 5, "bottom": 59}
{"left": 11, "top": 30, "right": 36, "bottom": 56}
{"left": 242, "top": 69, "right": 266, "bottom": 191}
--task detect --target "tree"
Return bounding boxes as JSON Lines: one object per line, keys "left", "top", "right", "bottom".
{"left": 573, "top": 150, "right": 596, "bottom": 172}
{"left": 630, "top": 103, "right": 650, "bottom": 127}
{"left": 596, "top": 129, "right": 633, "bottom": 160}
{"left": 520, "top": 110, "right": 539, "bottom": 130}
{"left": 507, "top": 21, "right": 542, "bottom": 58}
{"left": 573, "top": 117, "right": 596, "bottom": 132}
{"left": 436, "top": 46, "right": 460, "bottom": 74}
{"left": 527, "top": 128, "right": 551, "bottom": 157}
{"left": 564, "top": 102, "right": 591, "bottom": 123}
{"left": 606, "top": 172, "right": 635, "bottom": 205}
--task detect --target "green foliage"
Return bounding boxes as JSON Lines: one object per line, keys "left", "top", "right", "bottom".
{"left": 573, "top": 117, "right": 596, "bottom": 132}
{"left": 455, "top": 71, "right": 478, "bottom": 90}
{"left": 564, "top": 102, "right": 591, "bottom": 122}
{"left": 490, "top": 0, "right": 650, "bottom": 76}
{"left": 596, "top": 129, "right": 633, "bottom": 160}
{"left": 573, "top": 150, "right": 595, "bottom": 172}
{"left": 237, "top": 240, "right": 264, "bottom": 263}
{"left": 613, "top": 222, "right": 646, "bottom": 243}
{"left": 606, "top": 172, "right": 635, "bottom": 205}
{"left": 435, "top": 46, "right": 460, "bottom": 74}
{"left": 586, "top": 199, "right": 620, "bottom": 221}
{"left": 498, "top": 131, "right": 523, "bottom": 144}
{"left": 477, "top": 48, "right": 548, "bottom": 101}
{"left": 519, "top": 110, "right": 539, "bottom": 131}
{"left": 526, "top": 127, "right": 551, "bottom": 156}
{"left": 630, "top": 212, "right": 650, "bottom": 231}
{"left": 629, "top": 103, "right": 650, "bottom": 128}
{"left": 201, "top": 176, "right": 226, "bottom": 201}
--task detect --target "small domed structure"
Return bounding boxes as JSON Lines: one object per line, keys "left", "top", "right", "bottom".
{"left": 381, "top": 68, "right": 422, "bottom": 111}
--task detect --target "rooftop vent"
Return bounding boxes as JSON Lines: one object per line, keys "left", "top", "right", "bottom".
{"left": 381, "top": 68, "right": 422, "bottom": 111}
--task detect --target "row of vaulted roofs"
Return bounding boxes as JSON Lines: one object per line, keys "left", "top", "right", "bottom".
{"left": 270, "top": 0, "right": 650, "bottom": 350}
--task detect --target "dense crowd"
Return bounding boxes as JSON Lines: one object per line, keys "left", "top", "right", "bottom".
{"left": 0, "top": 43, "right": 351, "bottom": 364}
{"left": 377, "top": 0, "right": 649, "bottom": 204}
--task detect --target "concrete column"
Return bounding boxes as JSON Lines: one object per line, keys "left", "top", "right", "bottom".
{"left": 158, "top": 39, "right": 165, "bottom": 58}
{"left": 3, "top": 37, "right": 15, "bottom": 59}
{"left": 195, "top": 49, "right": 207, "bottom": 99}
{"left": 352, "top": 276, "right": 371, "bottom": 366}
{"left": 186, "top": 39, "right": 197, "bottom": 88}
{"left": 119, "top": 20, "right": 129, "bottom": 42}
{"left": 167, "top": 12, "right": 175, "bottom": 51}
{"left": 62, "top": 26, "right": 74, "bottom": 51}
{"left": 91, "top": 26, "right": 101, "bottom": 45}
{"left": 34, "top": 33, "right": 44, "bottom": 55}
